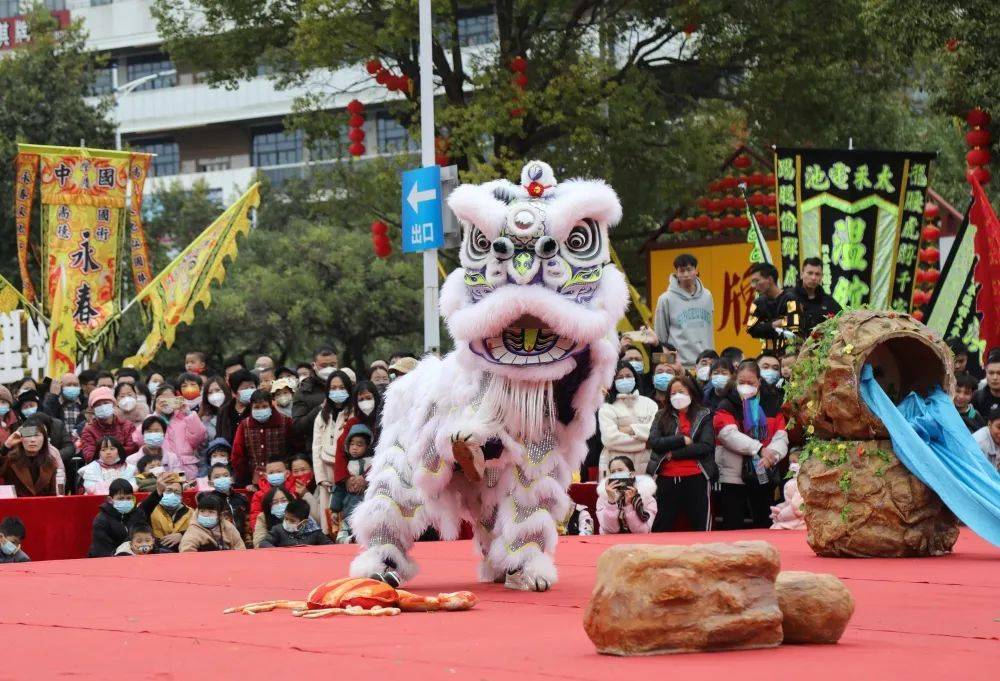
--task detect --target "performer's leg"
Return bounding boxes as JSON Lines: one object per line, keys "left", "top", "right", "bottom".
{"left": 719, "top": 483, "right": 749, "bottom": 530}
{"left": 349, "top": 442, "right": 428, "bottom": 585}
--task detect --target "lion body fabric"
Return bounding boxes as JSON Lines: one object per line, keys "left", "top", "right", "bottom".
{"left": 350, "top": 161, "right": 628, "bottom": 588}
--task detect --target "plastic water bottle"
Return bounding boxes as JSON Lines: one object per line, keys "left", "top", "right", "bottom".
{"left": 578, "top": 508, "right": 594, "bottom": 536}
{"left": 55, "top": 468, "right": 66, "bottom": 496}
{"left": 752, "top": 455, "right": 769, "bottom": 485}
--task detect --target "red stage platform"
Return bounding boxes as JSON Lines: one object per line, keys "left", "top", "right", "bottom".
{"left": 0, "top": 529, "right": 996, "bottom": 679}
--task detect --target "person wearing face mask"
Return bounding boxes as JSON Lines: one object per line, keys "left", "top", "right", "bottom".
{"left": 703, "top": 359, "right": 735, "bottom": 412}
{"left": 79, "top": 387, "right": 139, "bottom": 463}
{"left": 126, "top": 415, "right": 183, "bottom": 473}
{"left": 757, "top": 352, "right": 784, "bottom": 401}
{"left": 88, "top": 478, "right": 160, "bottom": 557}
{"left": 310, "top": 370, "right": 355, "bottom": 530}
{"left": 597, "top": 362, "right": 659, "bottom": 478}
{"left": 78, "top": 436, "right": 138, "bottom": 495}
{"left": 0, "top": 517, "right": 30, "bottom": 563}
{"left": 146, "top": 473, "right": 193, "bottom": 552}
{"left": 205, "top": 463, "right": 249, "bottom": 538}
{"left": 650, "top": 362, "right": 677, "bottom": 409}
{"left": 42, "top": 372, "right": 87, "bottom": 437}
{"left": 134, "top": 386, "right": 207, "bottom": 481}
{"left": 179, "top": 492, "right": 246, "bottom": 552}
{"left": 271, "top": 378, "right": 298, "bottom": 420}
{"left": 259, "top": 498, "right": 333, "bottom": 548}
{"left": 196, "top": 377, "right": 230, "bottom": 471}
{"left": 253, "top": 484, "right": 294, "bottom": 547}
{"left": 0, "top": 386, "right": 19, "bottom": 445}
{"left": 368, "top": 363, "right": 391, "bottom": 394}
{"left": 231, "top": 390, "right": 293, "bottom": 487}
{"left": 647, "top": 375, "right": 717, "bottom": 532}
{"left": 114, "top": 382, "right": 148, "bottom": 425}
{"left": 291, "top": 347, "right": 340, "bottom": 454}
{"left": 0, "top": 421, "right": 58, "bottom": 497}
{"left": 693, "top": 350, "right": 719, "bottom": 391}
{"left": 198, "top": 438, "right": 233, "bottom": 483}
{"left": 114, "top": 524, "right": 155, "bottom": 557}
{"left": 714, "top": 360, "right": 789, "bottom": 530}
{"left": 215, "top": 369, "right": 258, "bottom": 446}
{"left": 177, "top": 372, "right": 204, "bottom": 413}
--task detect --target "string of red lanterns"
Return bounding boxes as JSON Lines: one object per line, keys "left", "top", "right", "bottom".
{"left": 346, "top": 99, "right": 366, "bottom": 157}
{"left": 366, "top": 58, "right": 412, "bottom": 95}
{"left": 668, "top": 154, "right": 777, "bottom": 233}
{"left": 509, "top": 55, "right": 527, "bottom": 118}
{"left": 965, "top": 108, "right": 991, "bottom": 186}
{"left": 371, "top": 220, "right": 392, "bottom": 258}
{"left": 910, "top": 202, "right": 942, "bottom": 321}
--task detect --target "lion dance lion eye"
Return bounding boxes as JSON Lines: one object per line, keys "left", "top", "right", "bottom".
{"left": 466, "top": 227, "right": 491, "bottom": 260}
{"left": 565, "top": 220, "right": 601, "bottom": 259}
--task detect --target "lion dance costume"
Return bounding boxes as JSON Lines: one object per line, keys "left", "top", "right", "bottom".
{"left": 350, "top": 161, "right": 628, "bottom": 591}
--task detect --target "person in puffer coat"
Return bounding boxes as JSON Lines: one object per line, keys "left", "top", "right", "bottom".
{"left": 597, "top": 362, "right": 658, "bottom": 478}
{"left": 596, "top": 456, "right": 657, "bottom": 534}
{"left": 259, "top": 498, "right": 333, "bottom": 547}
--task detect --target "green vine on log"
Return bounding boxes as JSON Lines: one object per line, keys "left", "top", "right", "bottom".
{"left": 784, "top": 312, "right": 844, "bottom": 410}
{"left": 796, "top": 437, "right": 893, "bottom": 523}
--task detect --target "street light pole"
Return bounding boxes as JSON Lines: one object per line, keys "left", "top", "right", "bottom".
{"left": 111, "top": 68, "right": 177, "bottom": 150}
{"left": 418, "top": 0, "right": 440, "bottom": 354}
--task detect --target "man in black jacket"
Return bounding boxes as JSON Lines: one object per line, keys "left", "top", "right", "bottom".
{"left": 795, "top": 257, "right": 842, "bottom": 337}
{"left": 291, "top": 347, "right": 339, "bottom": 453}
{"left": 746, "top": 263, "right": 801, "bottom": 352}
{"left": 88, "top": 478, "right": 161, "bottom": 558}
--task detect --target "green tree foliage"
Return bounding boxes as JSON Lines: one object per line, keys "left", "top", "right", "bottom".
{"left": 0, "top": 7, "right": 113, "bottom": 282}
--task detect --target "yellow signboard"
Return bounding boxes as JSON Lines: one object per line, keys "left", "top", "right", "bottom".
{"left": 648, "top": 237, "right": 781, "bottom": 357}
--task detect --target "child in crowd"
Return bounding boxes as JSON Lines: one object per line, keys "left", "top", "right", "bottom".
{"left": 596, "top": 455, "right": 657, "bottom": 534}
{"left": 973, "top": 404, "right": 1000, "bottom": 472}
{"left": 0, "top": 516, "right": 30, "bottom": 563}
{"left": 231, "top": 390, "right": 292, "bottom": 486}
{"left": 779, "top": 353, "right": 796, "bottom": 389}
{"left": 259, "top": 498, "right": 332, "bottom": 548}
{"left": 253, "top": 485, "right": 294, "bottom": 547}
{"left": 331, "top": 424, "right": 373, "bottom": 543}
{"left": 78, "top": 436, "right": 137, "bottom": 495}
{"left": 127, "top": 415, "right": 182, "bottom": 472}
{"left": 148, "top": 473, "right": 193, "bottom": 552}
{"left": 179, "top": 493, "right": 246, "bottom": 552}
{"left": 770, "top": 460, "right": 806, "bottom": 530}
{"left": 115, "top": 523, "right": 155, "bottom": 556}
{"left": 88, "top": 478, "right": 159, "bottom": 557}
{"left": 271, "top": 378, "right": 296, "bottom": 418}
{"left": 248, "top": 458, "right": 290, "bottom": 535}
{"left": 134, "top": 454, "right": 164, "bottom": 492}
{"left": 954, "top": 373, "right": 986, "bottom": 433}
{"left": 206, "top": 463, "right": 249, "bottom": 538}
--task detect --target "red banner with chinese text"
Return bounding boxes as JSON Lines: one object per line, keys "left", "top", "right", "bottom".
{"left": 13, "top": 153, "right": 38, "bottom": 302}
{"left": 126, "top": 154, "right": 153, "bottom": 293}
{"left": 970, "top": 177, "right": 1000, "bottom": 358}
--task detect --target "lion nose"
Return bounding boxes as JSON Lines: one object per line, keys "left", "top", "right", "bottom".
{"left": 535, "top": 236, "right": 558, "bottom": 259}
{"left": 492, "top": 237, "right": 515, "bottom": 260}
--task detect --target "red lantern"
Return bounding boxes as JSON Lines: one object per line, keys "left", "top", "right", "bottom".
{"left": 967, "top": 109, "right": 992, "bottom": 128}
{"left": 695, "top": 215, "right": 710, "bottom": 229}
{"left": 918, "top": 247, "right": 940, "bottom": 264}
{"left": 375, "top": 70, "right": 389, "bottom": 85}
{"left": 968, "top": 166, "right": 992, "bottom": 184}
{"left": 911, "top": 290, "right": 928, "bottom": 306}
{"left": 510, "top": 56, "right": 527, "bottom": 73}
{"left": 682, "top": 22, "right": 698, "bottom": 36}
{"left": 733, "top": 155, "right": 751, "bottom": 169}
{"left": 669, "top": 218, "right": 683, "bottom": 232}
{"left": 966, "top": 129, "right": 991, "bottom": 147}
{"left": 922, "top": 202, "right": 939, "bottom": 219}
{"left": 920, "top": 225, "right": 941, "bottom": 242}
{"left": 515, "top": 73, "right": 528, "bottom": 89}
{"left": 347, "top": 99, "right": 365, "bottom": 114}
{"left": 349, "top": 142, "right": 366, "bottom": 157}
{"left": 763, "top": 174, "right": 776, "bottom": 185}
{"left": 371, "top": 220, "right": 388, "bottom": 236}
{"left": 348, "top": 127, "right": 365, "bottom": 143}
{"left": 348, "top": 114, "right": 365, "bottom": 128}
{"left": 967, "top": 148, "right": 992, "bottom": 166}
{"left": 924, "top": 268, "right": 940, "bottom": 284}
{"left": 373, "top": 234, "right": 392, "bottom": 258}
{"left": 762, "top": 193, "right": 776, "bottom": 208}
{"left": 749, "top": 172, "right": 764, "bottom": 186}
{"left": 509, "top": 107, "right": 525, "bottom": 118}
{"left": 709, "top": 219, "right": 723, "bottom": 232}
{"left": 736, "top": 216, "right": 750, "bottom": 229}
{"left": 911, "top": 310, "right": 925, "bottom": 322}
{"left": 365, "top": 59, "right": 382, "bottom": 76}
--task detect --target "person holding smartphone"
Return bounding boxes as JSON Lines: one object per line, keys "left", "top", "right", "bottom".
{"left": 595, "top": 456, "right": 657, "bottom": 534}
{"left": 0, "top": 422, "right": 58, "bottom": 497}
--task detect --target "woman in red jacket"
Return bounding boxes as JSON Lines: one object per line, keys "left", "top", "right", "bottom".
{"left": 79, "top": 387, "right": 139, "bottom": 463}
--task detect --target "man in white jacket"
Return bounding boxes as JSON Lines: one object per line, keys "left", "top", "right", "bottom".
{"left": 654, "top": 254, "right": 714, "bottom": 368}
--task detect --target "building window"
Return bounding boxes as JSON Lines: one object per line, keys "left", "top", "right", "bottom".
{"left": 376, "top": 114, "right": 417, "bottom": 155}
{"left": 309, "top": 125, "right": 350, "bottom": 161}
{"left": 252, "top": 127, "right": 303, "bottom": 167}
{"left": 125, "top": 54, "right": 177, "bottom": 91}
{"left": 131, "top": 139, "right": 180, "bottom": 177}
{"left": 0, "top": 1, "right": 18, "bottom": 17}
{"left": 88, "top": 65, "right": 115, "bottom": 96}
{"left": 90, "top": 0, "right": 114, "bottom": 6}
{"left": 196, "top": 157, "right": 231, "bottom": 173}
{"left": 456, "top": 11, "right": 496, "bottom": 46}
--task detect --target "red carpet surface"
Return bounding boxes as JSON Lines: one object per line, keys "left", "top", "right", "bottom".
{"left": 0, "top": 529, "right": 996, "bottom": 680}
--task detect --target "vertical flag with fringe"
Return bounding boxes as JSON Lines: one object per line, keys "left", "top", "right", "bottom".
{"left": 13, "top": 153, "right": 39, "bottom": 302}
{"left": 970, "top": 177, "right": 1000, "bottom": 357}
{"left": 122, "top": 184, "right": 261, "bottom": 368}
{"left": 46, "top": 261, "right": 77, "bottom": 377}
{"left": 740, "top": 182, "right": 774, "bottom": 265}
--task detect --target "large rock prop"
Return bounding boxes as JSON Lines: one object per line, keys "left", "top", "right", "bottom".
{"left": 583, "top": 542, "right": 783, "bottom": 655}
{"left": 787, "top": 311, "right": 959, "bottom": 557}
{"left": 775, "top": 571, "right": 854, "bottom": 643}
{"left": 797, "top": 439, "right": 959, "bottom": 557}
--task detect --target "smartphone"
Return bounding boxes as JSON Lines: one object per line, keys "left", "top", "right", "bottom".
{"left": 19, "top": 426, "right": 39, "bottom": 438}
{"left": 652, "top": 351, "right": 676, "bottom": 366}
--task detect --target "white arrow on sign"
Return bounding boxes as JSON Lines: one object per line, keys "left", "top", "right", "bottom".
{"left": 407, "top": 180, "right": 437, "bottom": 213}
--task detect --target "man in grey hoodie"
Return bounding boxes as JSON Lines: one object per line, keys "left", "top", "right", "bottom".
{"left": 654, "top": 254, "right": 715, "bottom": 368}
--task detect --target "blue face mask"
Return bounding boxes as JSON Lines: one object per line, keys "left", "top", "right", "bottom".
{"left": 761, "top": 369, "right": 780, "bottom": 385}
{"left": 711, "top": 375, "right": 729, "bottom": 391}
{"left": 143, "top": 431, "right": 165, "bottom": 447}
{"left": 252, "top": 407, "right": 272, "bottom": 423}
{"left": 94, "top": 403, "right": 115, "bottom": 420}
{"left": 62, "top": 386, "right": 81, "bottom": 401}
{"left": 1, "top": 540, "right": 18, "bottom": 556}
{"left": 328, "top": 389, "right": 349, "bottom": 405}
{"left": 197, "top": 514, "right": 218, "bottom": 529}
{"left": 0, "top": 404, "right": 9, "bottom": 417}
{"left": 160, "top": 492, "right": 182, "bottom": 509}
{"left": 266, "top": 472, "right": 286, "bottom": 487}
{"left": 652, "top": 373, "right": 674, "bottom": 392}
{"left": 20, "top": 406, "right": 37, "bottom": 418}
{"left": 238, "top": 387, "right": 255, "bottom": 404}
{"left": 270, "top": 502, "right": 288, "bottom": 518}
{"left": 112, "top": 498, "right": 135, "bottom": 514}
{"left": 628, "top": 360, "right": 644, "bottom": 375}
{"left": 614, "top": 378, "right": 636, "bottom": 395}
{"left": 212, "top": 476, "right": 232, "bottom": 493}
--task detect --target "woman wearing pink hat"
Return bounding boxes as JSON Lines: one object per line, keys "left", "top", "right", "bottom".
{"left": 78, "top": 387, "right": 139, "bottom": 463}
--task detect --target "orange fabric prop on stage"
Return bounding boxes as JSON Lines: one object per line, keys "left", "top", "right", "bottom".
{"left": 224, "top": 577, "right": 477, "bottom": 618}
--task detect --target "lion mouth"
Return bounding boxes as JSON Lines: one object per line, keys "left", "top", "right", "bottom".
{"left": 476, "top": 315, "right": 579, "bottom": 365}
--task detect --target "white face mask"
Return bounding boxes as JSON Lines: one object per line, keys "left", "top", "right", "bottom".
{"left": 357, "top": 399, "right": 375, "bottom": 416}
{"left": 737, "top": 384, "right": 758, "bottom": 399}
{"left": 316, "top": 367, "right": 335, "bottom": 380}
{"left": 118, "top": 396, "right": 137, "bottom": 412}
{"left": 207, "top": 392, "right": 226, "bottom": 408}
{"left": 669, "top": 392, "right": 692, "bottom": 410}
{"left": 696, "top": 365, "right": 711, "bottom": 382}
{"left": 148, "top": 465, "right": 165, "bottom": 475}
{"left": 275, "top": 394, "right": 293, "bottom": 407}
